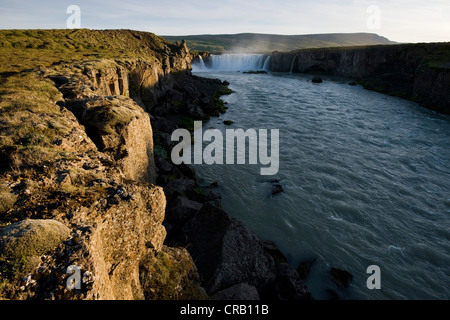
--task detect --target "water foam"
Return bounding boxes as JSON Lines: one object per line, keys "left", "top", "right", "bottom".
{"left": 193, "top": 54, "right": 271, "bottom": 72}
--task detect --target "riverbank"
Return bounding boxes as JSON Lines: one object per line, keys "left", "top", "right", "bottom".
{"left": 0, "top": 29, "right": 312, "bottom": 300}
{"left": 194, "top": 42, "right": 450, "bottom": 115}
{"left": 267, "top": 43, "right": 450, "bottom": 115}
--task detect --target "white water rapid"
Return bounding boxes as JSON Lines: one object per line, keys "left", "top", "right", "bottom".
{"left": 192, "top": 54, "right": 271, "bottom": 72}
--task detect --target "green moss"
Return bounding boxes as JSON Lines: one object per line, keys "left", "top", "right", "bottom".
{"left": 154, "top": 145, "right": 168, "bottom": 160}
{"left": 194, "top": 187, "right": 207, "bottom": 197}
{"left": 0, "top": 253, "right": 42, "bottom": 299}
{"left": 140, "top": 251, "right": 174, "bottom": 299}
{"left": 218, "top": 87, "right": 234, "bottom": 96}
{"left": 0, "top": 219, "right": 71, "bottom": 298}
{"left": 0, "top": 72, "right": 69, "bottom": 164}
{"left": 0, "top": 219, "right": 71, "bottom": 259}
{"left": 176, "top": 116, "right": 195, "bottom": 132}
{"left": 82, "top": 102, "right": 140, "bottom": 135}
{"left": 198, "top": 86, "right": 232, "bottom": 118}
{"left": 0, "top": 185, "right": 17, "bottom": 214}
{"left": 139, "top": 247, "right": 207, "bottom": 300}
{"left": 0, "top": 29, "right": 180, "bottom": 73}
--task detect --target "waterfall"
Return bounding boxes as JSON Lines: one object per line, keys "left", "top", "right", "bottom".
{"left": 192, "top": 56, "right": 207, "bottom": 72}
{"left": 263, "top": 55, "right": 271, "bottom": 71}
{"left": 193, "top": 54, "right": 267, "bottom": 72}
{"left": 290, "top": 55, "right": 298, "bottom": 73}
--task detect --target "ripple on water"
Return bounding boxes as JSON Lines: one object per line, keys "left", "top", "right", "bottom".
{"left": 193, "top": 71, "right": 450, "bottom": 300}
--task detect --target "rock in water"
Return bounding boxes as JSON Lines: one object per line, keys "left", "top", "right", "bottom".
{"left": 296, "top": 258, "right": 317, "bottom": 280}
{"left": 312, "top": 76, "right": 323, "bottom": 83}
{"left": 272, "top": 263, "right": 312, "bottom": 300}
{"left": 330, "top": 267, "right": 353, "bottom": 287}
{"left": 243, "top": 70, "right": 268, "bottom": 74}
{"left": 272, "top": 183, "right": 284, "bottom": 195}
{"left": 263, "top": 241, "right": 288, "bottom": 264}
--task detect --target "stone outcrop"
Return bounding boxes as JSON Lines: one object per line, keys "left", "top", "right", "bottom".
{"left": 268, "top": 43, "right": 450, "bottom": 114}
{"left": 181, "top": 204, "right": 276, "bottom": 296}
{"left": 27, "top": 183, "right": 168, "bottom": 300}
{"left": 0, "top": 29, "right": 312, "bottom": 301}
{"left": 0, "top": 219, "right": 70, "bottom": 259}
{"left": 48, "top": 58, "right": 180, "bottom": 184}
{"left": 212, "top": 283, "right": 260, "bottom": 300}
{"left": 271, "top": 263, "right": 312, "bottom": 300}
{"left": 0, "top": 35, "right": 204, "bottom": 299}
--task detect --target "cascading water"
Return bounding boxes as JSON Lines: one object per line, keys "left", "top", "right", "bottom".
{"left": 210, "top": 54, "right": 264, "bottom": 71}
{"left": 290, "top": 55, "right": 298, "bottom": 73}
{"left": 192, "top": 54, "right": 271, "bottom": 72}
{"left": 263, "top": 55, "right": 271, "bottom": 71}
{"left": 193, "top": 56, "right": 207, "bottom": 71}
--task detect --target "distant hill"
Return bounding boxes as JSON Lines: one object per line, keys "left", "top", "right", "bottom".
{"left": 163, "top": 33, "right": 396, "bottom": 53}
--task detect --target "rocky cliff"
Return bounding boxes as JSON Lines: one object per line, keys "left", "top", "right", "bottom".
{"left": 269, "top": 43, "right": 450, "bottom": 114}
{"left": 0, "top": 29, "right": 312, "bottom": 300}
{"left": 0, "top": 30, "right": 204, "bottom": 299}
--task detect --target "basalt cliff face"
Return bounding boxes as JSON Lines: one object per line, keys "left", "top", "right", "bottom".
{"left": 0, "top": 31, "right": 204, "bottom": 299}
{"left": 0, "top": 30, "right": 311, "bottom": 300}
{"left": 269, "top": 43, "right": 450, "bottom": 114}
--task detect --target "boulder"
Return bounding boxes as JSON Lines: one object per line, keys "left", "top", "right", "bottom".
{"left": 154, "top": 132, "right": 173, "bottom": 149}
{"left": 0, "top": 219, "right": 70, "bottom": 259}
{"left": 262, "top": 241, "right": 288, "bottom": 264}
{"left": 152, "top": 116, "right": 178, "bottom": 134}
{"left": 177, "top": 163, "right": 197, "bottom": 181}
{"left": 155, "top": 157, "right": 174, "bottom": 174}
{"left": 330, "top": 267, "right": 353, "bottom": 288}
{"left": 271, "top": 183, "right": 284, "bottom": 195}
{"left": 166, "top": 178, "right": 196, "bottom": 196}
{"left": 187, "top": 103, "right": 205, "bottom": 119}
{"left": 312, "top": 76, "right": 323, "bottom": 83}
{"left": 56, "top": 172, "right": 72, "bottom": 188}
{"left": 139, "top": 246, "right": 207, "bottom": 300}
{"left": 0, "top": 184, "right": 17, "bottom": 214}
{"left": 211, "top": 283, "right": 260, "bottom": 300}
{"left": 166, "top": 196, "right": 203, "bottom": 225}
{"left": 272, "top": 263, "right": 312, "bottom": 300}
{"left": 189, "top": 184, "right": 222, "bottom": 207}
{"left": 296, "top": 258, "right": 317, "bottom": 280}
{"left": 243, "top": 70, "right": 268, "bottom": 74}
{"left": 181, "top": 204, "right": 276, "bottom": 296}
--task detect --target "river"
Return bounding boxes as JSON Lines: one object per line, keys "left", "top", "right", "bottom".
{"left": 191, "top": 55, "right": 450, "bottom": 300}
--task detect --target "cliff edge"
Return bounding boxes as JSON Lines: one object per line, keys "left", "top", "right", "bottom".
{"left": 0, "top": 29, "right": 209, "bottom": 300}
{"left": 0, "top": 29, "right": 311, "bottom": 300}
{"left": 269, "top": 42, "right": 450, "bottom": 114}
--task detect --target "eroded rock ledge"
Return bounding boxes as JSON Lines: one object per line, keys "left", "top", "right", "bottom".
{"left": 0, "top": 32, "right": 312, "bottom": 300}
{"left": 267, "top": 43, "right": 450, "bottom": 114}
{"left": 0, "top": 47, "right": 204, "bottom": 299}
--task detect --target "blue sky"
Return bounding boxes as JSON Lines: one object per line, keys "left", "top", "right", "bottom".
{"left": 0, "top": 0, "right": 449, "bottom": 43}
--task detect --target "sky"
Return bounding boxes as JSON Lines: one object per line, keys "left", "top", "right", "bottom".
{"left": 0, "top": 0, "right": 449, "bottom": 43}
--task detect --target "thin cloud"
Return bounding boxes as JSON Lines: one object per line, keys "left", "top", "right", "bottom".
{"left": 0, "top": 0, "right": 448, "bottom": 42}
